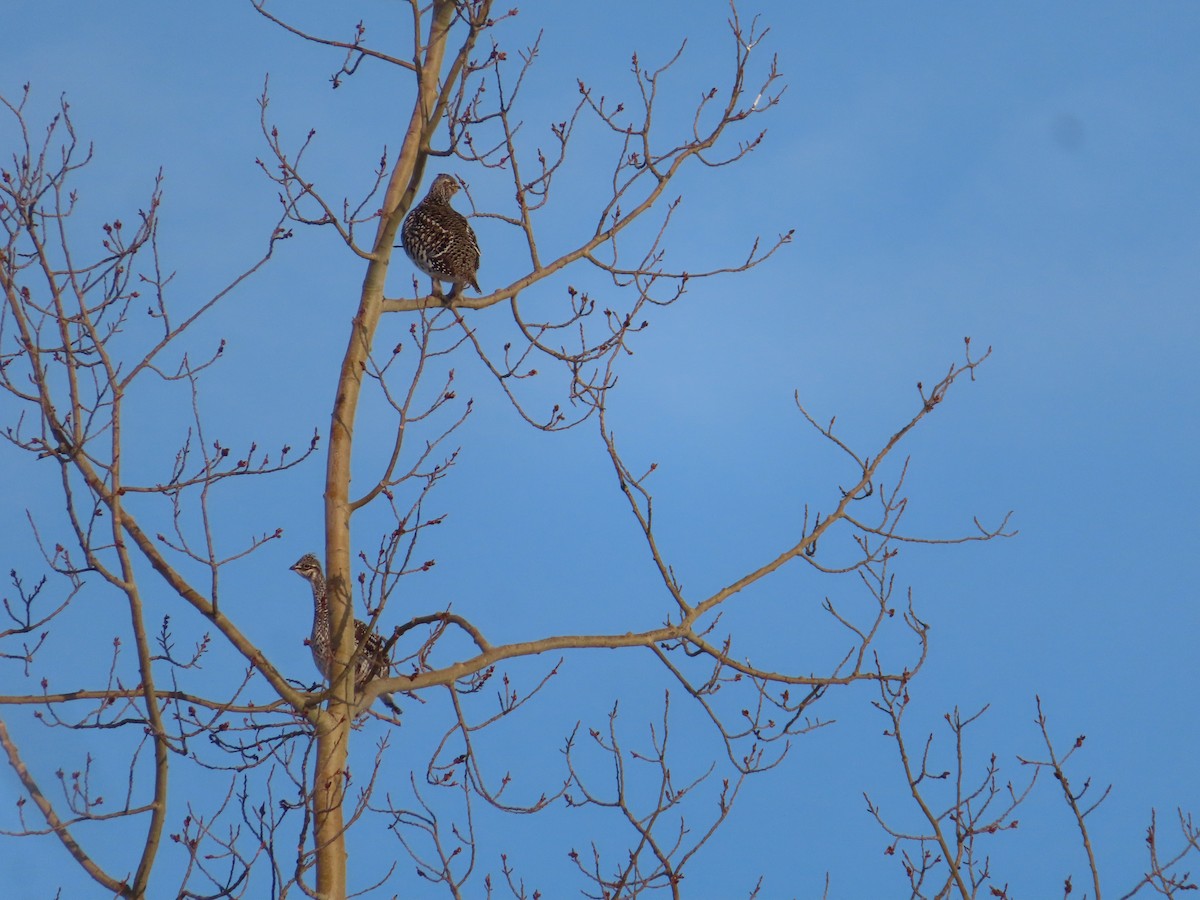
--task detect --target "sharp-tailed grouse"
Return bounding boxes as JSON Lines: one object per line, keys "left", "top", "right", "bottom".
{"left": 400, "top": 173, "right": 481, "bottom": 300}
{"left": 289, "top": 553, "right": 400, "bottom": 715}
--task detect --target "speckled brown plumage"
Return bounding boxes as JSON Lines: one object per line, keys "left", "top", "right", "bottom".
{"left": 290, "top": 553, "right": 399, "bottom": 714}
{"left": 400, "top": 174, "right": 481, "bottom": 297}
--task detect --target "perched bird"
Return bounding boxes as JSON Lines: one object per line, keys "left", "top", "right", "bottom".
{"left": 289, "top": 553, "right": 400, "bottom": 715}
{"left": 400, "top": 173, "right": 481, "bottom": 300}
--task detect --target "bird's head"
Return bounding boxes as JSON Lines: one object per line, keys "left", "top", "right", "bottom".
{"left": 428, "top": 173, "right": 462, "bottom": 202}
{"left": 290, "top": 553, "right": 323, "bottom": 583}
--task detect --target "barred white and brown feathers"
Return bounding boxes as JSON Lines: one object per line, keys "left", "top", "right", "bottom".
{"left": 400, "top": 174, "right": 481, "bottom": 297}
{"left": 289, "top": 553, "right": 398, "bottom": 713}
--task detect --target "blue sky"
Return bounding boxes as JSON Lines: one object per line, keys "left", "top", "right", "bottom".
{"left": 2, "top": 2, "right": 1198, "bottom": 896}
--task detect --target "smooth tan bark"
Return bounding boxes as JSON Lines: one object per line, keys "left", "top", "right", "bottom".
{"left": 315, "top": 4, "right": 458, "bottom": 897}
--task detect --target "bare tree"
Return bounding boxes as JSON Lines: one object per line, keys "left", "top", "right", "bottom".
{"left": 866, "top": 688, "right": 1200, "bottom": 898}
{"left": 2, "top": 3, "right": 1192, "bottom": 898}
